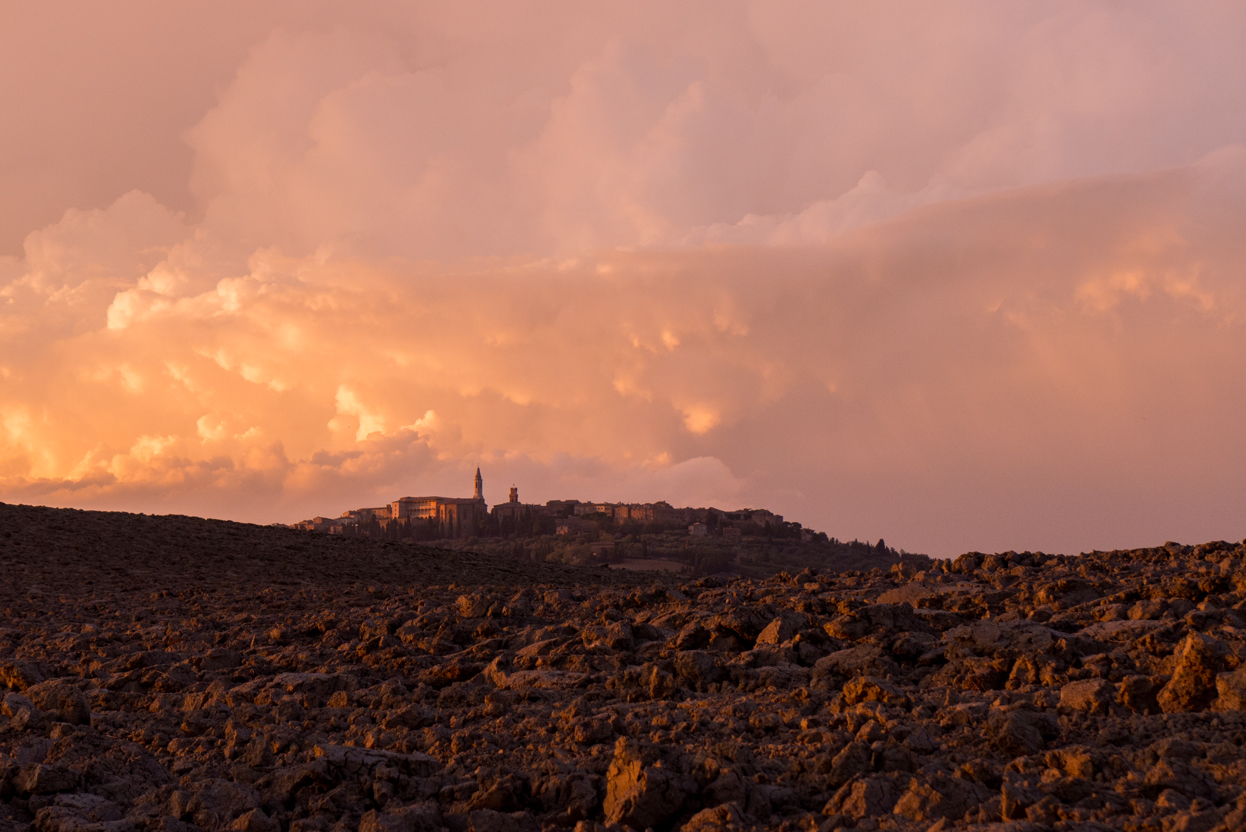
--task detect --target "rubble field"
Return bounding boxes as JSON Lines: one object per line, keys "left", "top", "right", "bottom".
{"left": 2, "top": 502, "right": 1246, "bottom": 832}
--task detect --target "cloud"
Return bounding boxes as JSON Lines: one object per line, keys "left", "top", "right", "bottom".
{"left": 2, "top": 4, "right": 1246, "bottom": 555}
{"left": 3, "top": 147, "right": 1246, "bottom": 556}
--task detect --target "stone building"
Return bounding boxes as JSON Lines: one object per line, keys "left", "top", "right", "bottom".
{"left": 340, "top": 507, "right": 391, "bottom": 524}
{"left": 492, "top": 486, "right": 529, "bottom": 524}
{"left": 386, "top": 468, "right": 488, "bottom": 539}
{"left": 293, "top": 516, "right": 344, "bottom": 533}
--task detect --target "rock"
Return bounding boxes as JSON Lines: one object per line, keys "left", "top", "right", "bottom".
{"left": 603, "top": 739, "right": 691, "bottom": 830}
{"left": 1060, "top": 679, "right": 1114, "bottom": 715}
{"left": 582, "top": 621, "right": 634, "bottom": 652}
{"left": 467, "top": 773, "right": 529, "bottom": 812}
{"left": 876, "top": 583, "right": 938, "bottom": 607}
{"left": 358, "top": 803, "right": 442, "bottom": 832}
{"left": 23, "top": 680, "right": 91, "bottom": 725}
{"left": 457, "top": 595, "right": 492, "bottom": 618}
{"left": 313, "top": 744, "right": 440, "bottom": 777}
{"left": 988, "top": 709, "right": 1056, "bottom": 756}
{"left": 812, "top": 644, "right": 895, "bottom": 684}
{"left": 827, "top": 741, "right": 872, "bottom": 789}
{"left": 271, "top": 672, "right": 348, "bottom": 701}
{"left": 465, "top": 809, "right": 539, "bottom": 832}
{"left": 573, "top": 717, "right": 615, "bottom": 746}
{"left": 168, "top": 779, "right": 261, "bottom": 831}
{"left": 1144, "top": 758, "right": 1218, "bottom": 803}
{"left": 1, "top": 660, "right": 45, "bottom": 691}
{"left": 16, "top": 764, "right": 78, "bottom": 795}
{"left": 891, "top": 774, "right": 987, "bottom": 822}
{"left": 199, "top": 648, "right": 243, "bottom": 672}
{"left": 2, "top": 691, "right": 37, "bottom": 717}
{"left": 680, "top": 802, "right": 751, "bottom": 831}
{"left": 1118, "top": 674, "right": 1165, "bottom": 713}
{"left": 841, "top": 675, "right": 910, "bottom": 707}
{"left": 712, "top": 607, "right": 775, "bottom": 646}
{"left": 754, "top": 616, "right": 796, "bottom": 646}
{"left": 943, "top": 619, "right": 1057, "bottom": 658}
{"left": 825, "top": 775, "right": 901, "bottom": 820}
{"left": 673, "top": 623, "right": 711, "bottom": 650}
{"left": 1158, "top": 634, "right": 1226, "bottom": 713}
{"left": 1214, "top": 666, "right": 1246, "bottom": 710}
{"left": 673, "top": 651, "right": 726, "bottom": 689}
{"left": 533, "top": 772, "right": 598, "bottom": 821}
{"left": 228, "top": 808, "right": 279, "bottom": 832}
{"left": 34, "top": 793, "right": 124, "bottom": 831}
{"left": 825, "top": 613, "right": 871, "bottom": 641}
{"left": 702, "top": 770, "right": 747, "bottom": 807}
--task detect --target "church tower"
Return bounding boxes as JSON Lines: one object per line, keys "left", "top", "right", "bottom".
{"left": 474, "top": 467, "right": 484, "bottom": 502}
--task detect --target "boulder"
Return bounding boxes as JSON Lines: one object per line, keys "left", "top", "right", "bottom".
{"left": 1215, "top": 666, "right": 1246, "bottom": 711}
{"left": 673, "top": 651, "right": 726, "bottom": 689}
{"left": 15, "top": 764, "right": 78, "bottom": 795}
{"left": 1158, "top": 634, "right": 1225, "bottom": 713}
{"left": 582, "top": 621, "right": 634, "bottom": 652}
{"left": 227, "top": 808, "right": 279, "bottom": 832}
{"left": 1117, "top": 674, "right": 1164, "bottom": 714}
{"left": 891, "top": 774, "right": 988, "bottom": 823}
{"left": 680, "top": 802, "right": 751, "bottom": 832}
{"left": 988, "top": 709, "right": 1056, "bottom": 756}
{"left": 824, "top": 776, "right": 901, "bottom": 820}
{"left": 754, "top": 616, "right": 795, "bottom": 647}
{"left": 826, "top": 741, "right": 872, "bottom": 789}
{"left": 199, "top": 648, "right": 243, "bottom": 672}
{"left": 167, "top": 779, "right": 261, "bottom": 832}
{"left": 0, "top": 660, "right": 44, "bottom": 691}
{"left": 23, "top": 680, "right": 90, "bottom": 725}
{"left": 533, "top": 772, "right": 598, "bottom": 822}
{"left": 1059, "top": 679, "right": 1114, "bottom": 715}
{"left": 358, "top": 803, "right": 443, "bottom": 832}
{"left": 2, "top": 691, "right": 37, "bottom": 718}
{"left": 841, "top": 675, "right": 910, "bottom": 707}
{"left": 603, "top": 739, "right": 692, "bottom": 830}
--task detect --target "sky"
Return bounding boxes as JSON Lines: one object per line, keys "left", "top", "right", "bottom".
{"left": 3, "top": 1, "right": 1246, "bottom": 557}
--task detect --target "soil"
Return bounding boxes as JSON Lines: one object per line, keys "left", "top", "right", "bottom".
{"left": 2, "top": 501, "right": 1245, "bottom": 832}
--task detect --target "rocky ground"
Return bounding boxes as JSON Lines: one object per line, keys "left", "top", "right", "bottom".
{"left": 2, "top": 503, "right": 1246, "bottom": 832}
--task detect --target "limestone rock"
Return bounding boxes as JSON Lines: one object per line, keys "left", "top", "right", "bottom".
{"left": 1, "top": 660, "right": 44, "bottom": 691}
{"left": 23, "top": 680, "right": 90, "bottom": 725}
{"left": 891, "top": 774, "right": 987, "bottom": 823}
{"left": 824, "top": 776, "right": 900, "bottom": 820}
{"left": 841, "top": 675, "right": 909, "bottom": 707}
{"left": 1059, "top": 679, "right": 1114, "bottom": 715}
{"left": 358, "top": 803, "right": 443, "bottom": 832}
{"left": 603, "top": 739, "right": 691, "bottom": 830}
{"left": 1158, "top": 634, "right": 1226, "bottom": 713}
{"left": 680, "top": 802, "right": 751, "bottom": 831}
{"left": 1215, "top": 666, "right": 1246, "bottom": 711}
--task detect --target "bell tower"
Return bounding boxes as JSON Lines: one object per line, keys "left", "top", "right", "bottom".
{"left": 474, "top": 467, "right": 484, "bottom": 502}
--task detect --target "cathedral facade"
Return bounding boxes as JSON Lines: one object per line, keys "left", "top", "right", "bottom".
{"left": 389, "top": 467, "right": 488, "bottom": 538}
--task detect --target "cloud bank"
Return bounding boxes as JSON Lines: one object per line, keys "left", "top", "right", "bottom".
{"left": 3, "top": 2, "right": 1246, "bottom": 555}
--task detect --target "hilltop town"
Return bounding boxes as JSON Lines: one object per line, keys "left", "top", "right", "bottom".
{"left": 290, "top": 470, "right": 919, "bottom": 578}
{"left": 293, "top": 469, "right": 807, "bottom": 541}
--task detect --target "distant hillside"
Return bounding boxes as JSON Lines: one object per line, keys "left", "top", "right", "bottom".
{"left": 0, "top": 502, "right": 930, "bottom": 603}
{"left": 0, "top": 502, "right": 656, "bottom": 599}
{"left": 432, "top": 528, "right": 932, "bottom": 579}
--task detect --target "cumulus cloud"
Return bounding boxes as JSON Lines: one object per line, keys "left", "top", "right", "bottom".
{"left": 2, "top": 2, "right": 1246, "bottom": 554}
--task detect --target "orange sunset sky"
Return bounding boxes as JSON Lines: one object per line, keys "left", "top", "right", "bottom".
{"left": 3, "top": 2, "right": 1246, "bottom": 556}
